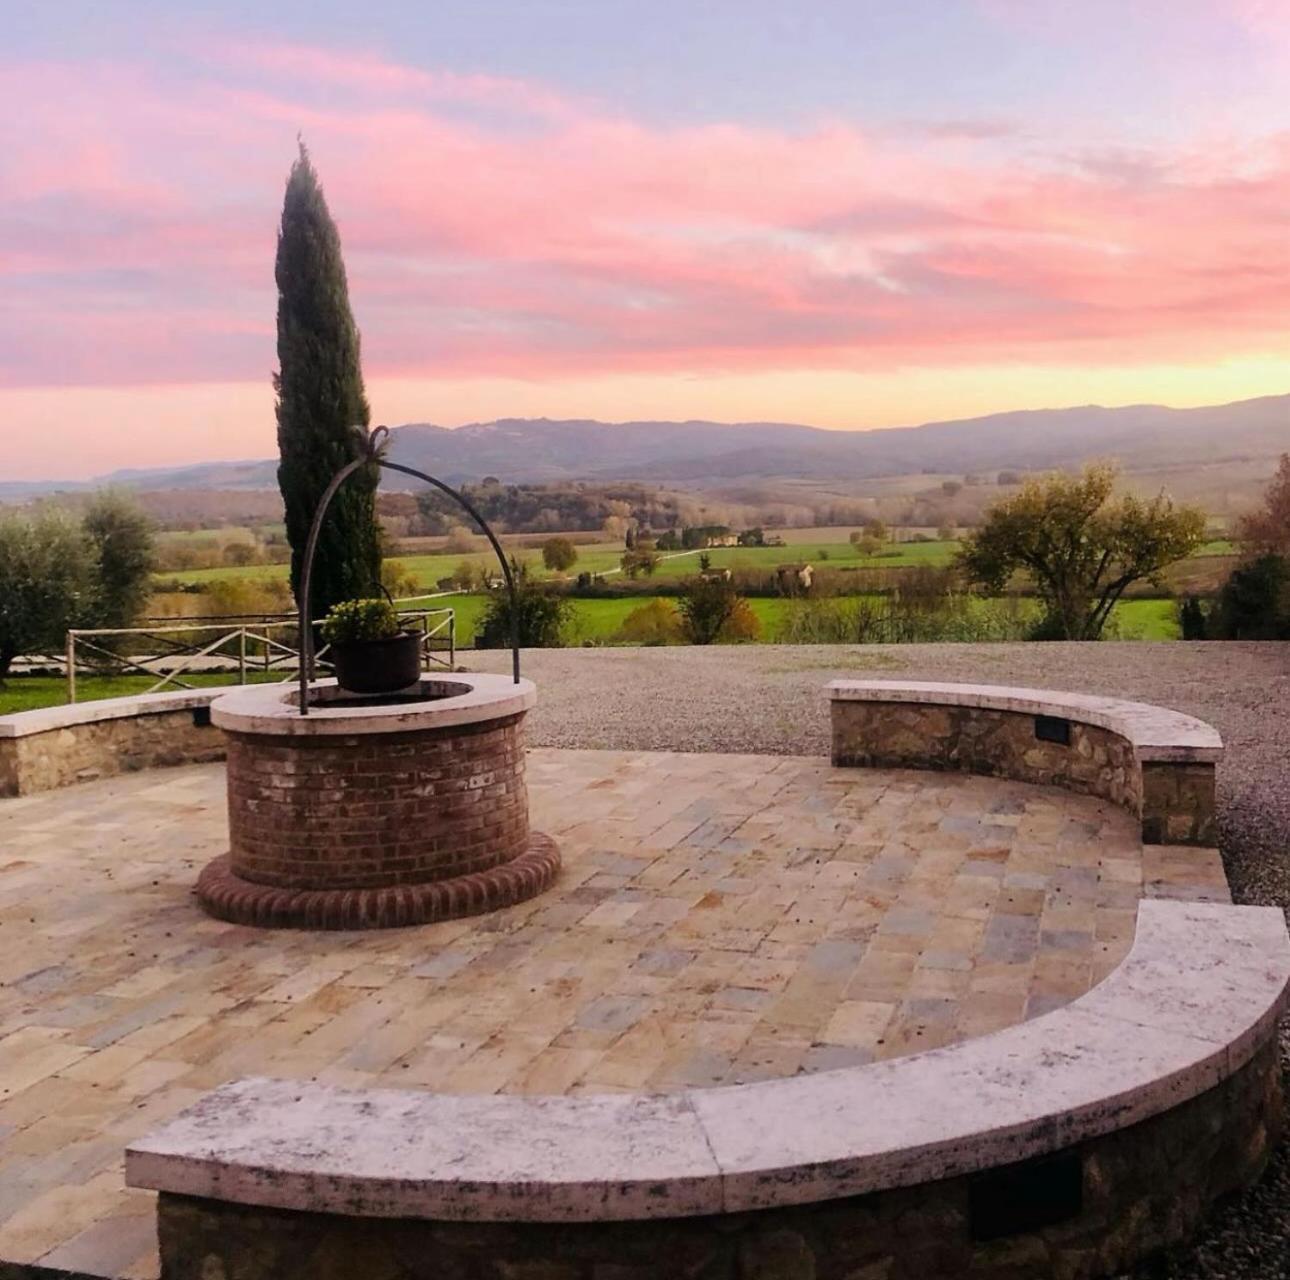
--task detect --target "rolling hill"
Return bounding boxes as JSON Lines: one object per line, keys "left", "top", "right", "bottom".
{"left": 5, "top": 393, "right": 1287, "bottom": 498}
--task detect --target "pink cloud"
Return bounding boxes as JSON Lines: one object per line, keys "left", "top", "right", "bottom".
{"left": 3, "top": 39, "right": 1290, "bottom": 391}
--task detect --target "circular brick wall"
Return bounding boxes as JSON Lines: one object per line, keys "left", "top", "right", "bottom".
{"left": 197, "top": 677, "right": 559, "bottom": 929}
{"left": 224, "top": 715, "right": 530, "bottom": 890}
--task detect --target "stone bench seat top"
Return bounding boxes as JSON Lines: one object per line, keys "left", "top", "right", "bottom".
{"left": 126, "top": 900, "right": 1288, "bottom": 1224}
{"left": 0, "top": 689, "right": 220, "bottom": 739}
{"left": 828, "top": 680, "right": 1222, "bottom": 763}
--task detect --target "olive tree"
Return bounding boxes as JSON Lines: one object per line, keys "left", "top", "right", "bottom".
{"left": 958, "top": 463, "right": 1205, "bottom": 640}
{"left": 82, "top": 491, "right": 154, "bottom": 628}
{"left": 0, "top": 509, "right": 96, "bottom": 682}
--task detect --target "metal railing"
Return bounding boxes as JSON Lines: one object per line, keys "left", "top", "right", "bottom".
{"left": 64, "top": 607, "right": 455, "bottom": 703}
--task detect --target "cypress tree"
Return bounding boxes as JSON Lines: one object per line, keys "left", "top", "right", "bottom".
{"left": 274, "top": 141, "right": 382, "bottom": 621}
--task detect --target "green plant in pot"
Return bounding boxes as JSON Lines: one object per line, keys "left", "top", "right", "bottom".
{"left": 319, "top": 598, "right": 422, "bottom": 695}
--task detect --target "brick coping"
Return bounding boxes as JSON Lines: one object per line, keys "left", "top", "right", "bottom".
{"left": 125, "top": 899, "right": 1289, "bottom": 1223}
{"left": 211, "top": 674, "right": 536, "bottom": 737}
{"left": 828, "top": 680, "right": 1222, "bottom": 763}
{"left": 195, "top": 835, "right": 561, "bottom": 929}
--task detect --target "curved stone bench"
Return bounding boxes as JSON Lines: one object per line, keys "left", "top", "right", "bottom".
{"left": 127, "top": 899, "right": 1288, "bottom": 1279}
{"left": 830, "top": 680, "right": 1223, "bottom": 845}
{"left": 0, "top": 689, "right": 225, "bottom": 797}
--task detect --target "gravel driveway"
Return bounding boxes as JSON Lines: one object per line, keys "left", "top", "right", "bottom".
{"left": 470, "top": 641, "right": 1290, "bottom": 1279}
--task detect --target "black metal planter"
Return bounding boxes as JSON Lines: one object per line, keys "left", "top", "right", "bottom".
{"left": 330, "top": 631, "right": 422, "bottom": 695}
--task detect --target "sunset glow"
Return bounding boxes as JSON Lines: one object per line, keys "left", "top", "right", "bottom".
{"left": 4, "top": 1, "right": 1290, "bottom": 479}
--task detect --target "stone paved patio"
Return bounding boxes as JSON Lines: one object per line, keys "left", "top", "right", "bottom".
{"left": 0, "top": 749, "right": 1228, "bottom": 1276}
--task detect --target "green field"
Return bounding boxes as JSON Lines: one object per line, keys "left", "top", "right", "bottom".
{"left": 159, "top": 538, "right": 968, "bottom": 592}
{"left": 441, "top": 594, "right": 796, "bottom": 646}
{"left": 400, "top": 593, "right": 1176, "bottom": 647}
{"left": 156, "top": 531, "right": 1235, "bottom": 596}
{"left": 0, "top": 595, "right": 1181, "bottom": 716}
{"left": 1108, "top": 598, "right": 1179, "bottom": 640}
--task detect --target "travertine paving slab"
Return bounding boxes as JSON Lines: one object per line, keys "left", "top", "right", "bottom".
{"left": 0, "top": 751, "right": 1228, "bottom": 1275}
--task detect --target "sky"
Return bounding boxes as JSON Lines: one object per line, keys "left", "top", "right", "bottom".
{"left": 3, "top": 0, "right": 1290, "bottom": 480}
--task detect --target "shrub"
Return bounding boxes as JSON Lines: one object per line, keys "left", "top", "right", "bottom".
{"left": 676, "top": 576, "right": 758, "bottom": 644}
{"left": 722, "top": 597, "right": 761, "bottom": 642}
{"left": 450, "top": 559, "right": 482, "bottom": 590}
{"left": 223, "top": 543, "right": 258, "bottom": 567}
{"left": 620, "top": 548, "right": 660, "bottom": 578}
{"left": 1213, "top": 554, "right": 1290, "bottom": 639}
{"left": 1178, "top": 595, "right": 1209, "bottom": 640}
{"left": 380, "top": 559, "right": 420, "bottom": 600}
{"left": 776, "top": 593, "right": 1032, "bottom": 646}
{"left": 204, "top": 577, "right": 294, "bottom": 618}
{"left": 541, "top": 537, "right": 578, "bottom": 572}
{"left": 444, "top": 524, "right": 479, "bottom": 555}
{"left": 319, "top": 598, "right": 401, "bottom": 646}
{"left": 613, "top": 599, "right": 681, "bottom": 645}
{"left": 476, "top": 567, "right": 569, "bottom": 648}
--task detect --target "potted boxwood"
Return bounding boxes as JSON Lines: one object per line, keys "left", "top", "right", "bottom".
{"left": 319, "top": 598, "right": 422, "bottom": 695}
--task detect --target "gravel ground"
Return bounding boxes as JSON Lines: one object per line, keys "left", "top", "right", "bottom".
{"left": 471, "top": 641, "right": 1290, "bottom": 1278}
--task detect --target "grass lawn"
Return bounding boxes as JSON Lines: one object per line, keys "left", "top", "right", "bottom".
{"left": 0, "top": 671, "right": 286, "bottom": 716}
{"left": 1111, "top": 598, "right": 1180, "bottom": 640}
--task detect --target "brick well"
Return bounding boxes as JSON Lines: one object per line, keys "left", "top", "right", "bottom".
{"left": 198, "top": 677, "right": 559, "bottom": 929}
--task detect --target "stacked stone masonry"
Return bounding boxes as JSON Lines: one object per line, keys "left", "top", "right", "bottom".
{"left": 151, "top": 1041, "right": 1282, "bottom": 1280}
{"left": 0, "top": 705, "right": 222, "bottom": 797}
{"left": 831, "top": 699, "right": 1216, "bottom": 846}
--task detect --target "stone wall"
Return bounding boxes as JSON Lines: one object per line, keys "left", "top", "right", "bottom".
{"left": 152, "top": 1039, "right": 1281, "bottom": 1280}
{"left": 833, "top": 700, "right": 1142, "bottom": 807}
{"left": 1141, "top": 761, "right": 1218, "bottom": 846}
{"left": 224, "top": 714, "right": 529, "bottom": 889}
{"left": 831, "top": 700, "right": 1217, "bottom": 846}
{"left": 0, "top": 708, "right": 224, "bottom": 798}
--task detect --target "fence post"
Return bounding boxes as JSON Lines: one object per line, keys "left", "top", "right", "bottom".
{"left": 450, "top": 612, "right": 456, "bottom": 669}
{"left": 238, "top": 628, "right": 247, "bottom": 685}
{"left": 66, "top": 632, "right": 77, "bottom": 705}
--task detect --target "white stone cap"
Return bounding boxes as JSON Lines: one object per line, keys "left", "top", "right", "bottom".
{"left": 210, "top": 674, "right": 537, "bottom": 737}
{"left": 126, "top": 900, "right": 1287, "bottom": 1222}
{"left": 828, "top": 680, "right": 1222, "bottom": 763}
{"left": 0, "top": 689, "right": 221, "bottom": 739}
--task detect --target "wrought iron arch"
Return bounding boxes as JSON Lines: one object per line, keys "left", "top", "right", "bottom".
{"left": 296, "top": 425, "right": 520, "bottom": 715}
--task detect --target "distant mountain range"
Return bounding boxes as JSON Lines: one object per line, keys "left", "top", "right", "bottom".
{"left": 6, "top": 393, "right": 1289, "bottom": 498}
